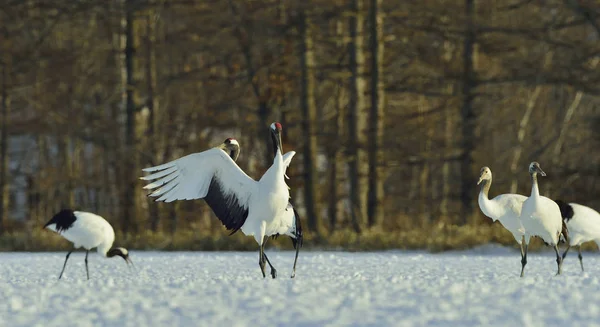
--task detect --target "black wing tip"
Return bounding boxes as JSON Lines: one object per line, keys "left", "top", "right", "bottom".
{"left": 554, "top": 199, "right": 574, "bottom": 220}
{"left": 44, "top": 209, "right": 77, "bottom": 232}
{"left": 205, "top": 177, "right": 249, "bottom": 233}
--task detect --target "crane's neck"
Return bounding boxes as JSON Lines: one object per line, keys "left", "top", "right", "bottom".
{"left": 97, "top": 243, "right": 112, "bottom": 257}
{"left": 530, "top": 172, "right": 540, "bottom": 198}
{"left": 270, "top": 150, "right": 284, "bottom": 176}
{"left": 478, "top": 179, "right": 496, "bottom": 220}
{"left": 479, "top": 178, "right": 491, "bottom": 199}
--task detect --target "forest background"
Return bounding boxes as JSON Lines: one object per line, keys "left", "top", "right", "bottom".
{"left": 1, "top": 0, "right": 599, "bottom": 252}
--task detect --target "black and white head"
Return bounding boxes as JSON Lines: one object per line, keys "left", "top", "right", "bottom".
{"left": 107, "top": 247, "right": 133, "bottom": 266}
{"left": 477, "top": 166, "right": 492, "bottom": 185}
{"left": 218, "top": 138, "right": 240, "bottom": 161}
{"left": 528, "top": 161, "right": 546, "bottom": 176}
{"left": 270, "top": 122, "right": 283, "bottom": 156}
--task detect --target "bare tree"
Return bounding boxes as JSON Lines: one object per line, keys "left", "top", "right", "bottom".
{"left": 145, "top": 12, "right": 160, "bottom": 232}
{"left": 298, "top": 6, "right": 320, "bottom": 234}
{"left": 459, "top": 0, "right": 477, "bottom": 224}
{"left": 367, "top": 0, "right": 385, "bottom": 228}
{"left": 123, "top": 0, "right": 138, "bottom": 233}
{"left": 0, "top": 56, "right": 9, "bottom": 233}
{"left": 348, "top": 0, "right": 369, "bottom": 233}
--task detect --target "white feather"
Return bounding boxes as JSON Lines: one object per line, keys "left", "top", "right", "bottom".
{"left": 141, "top": 148, "right": 257, "bottom": 204}
{"left": 47, "top": 211, "right": 115, "bottom": 256}
{"left": 142, "top": 147, "right": 290, "bottom": 244}
{"left": 521, "top": 181, "right": 562, "bottom": 245}
{"left": 479, "top": 193, "right": 527, "bottom": 243}
{"left": 282, "top": 151, "right": 296, "bottom": 180}
{"left": 565, "top": 203, "right": 600, "bottom": 247}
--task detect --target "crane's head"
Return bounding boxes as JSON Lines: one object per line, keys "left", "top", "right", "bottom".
{"left": 528, "top": 161, "right": 546, "bottom": 177}
{"left": 219, "top": 138, "right": 240, "bottom": 161}
{"left": 270, "top": 122, "right": 283, "bottom": 156}
{"left": 477, "top": 166, "right": 492, "bottom": 185}
{"left": 107, "top": 247, "right": 134, "bottom": 267}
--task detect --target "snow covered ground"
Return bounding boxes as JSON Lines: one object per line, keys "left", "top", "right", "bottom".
{"left": 2, "top": 248, "right": 600, "bottom": 327}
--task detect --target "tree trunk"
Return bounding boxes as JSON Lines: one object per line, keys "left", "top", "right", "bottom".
{"left": 145, "top": 13, "right": 160, "bottom": 232}
{"left": 327, "top": 19, "right": 347, "bottom": 233}
{"left": 57, "top": 135, "right": 75, "bottom": 208}
{"left": 0, "top": 61, "right": 9, "bottom": 233}
{"left": 348, "top": 0, "right": 369, "bottom": 233}
{"left": 418, "top": 96, "right": 433, "bottom": 225}
{"left": 298, "top": 8, "right": 320, "bottom": 234}
{"left": 123, "top": 0, "right": 137, "bottom": 233}
{"left": 169, "top": 202, "right": 178, "bottom": 235}
{"left": 549, "top": 57, "right": 599, "bottom": 196}
{"left": 367, "top": 0, "right": 385, "bottom": 228}
{"left": 327, "top": 157, "right": 338, "bottom": 232}
{"left": 460, "top": 0, "right": 476, "bottom": 225}
{"left": 227, "top": 0, "right": 271, "bottom": 167}
{"left": 440, "top": 40, "right": 454, "bottom": 218}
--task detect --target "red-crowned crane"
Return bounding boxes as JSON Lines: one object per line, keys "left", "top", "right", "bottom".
{"left": 477, "top": 167, "right": 528, "bottom": 277}
{"left": 43, "top": 209, "right": 132, "bottom": 280}
{"left": 554, "top": 200, "right": 600, "bottom": 272}
{"left": 218, "top": 137, "right": 302, "bottom": 278}
{"left": 520, "top": 162, "right": 563, "bottom": 276}
{"left": 141, "top": 123, "right": 303, "bottom": 278}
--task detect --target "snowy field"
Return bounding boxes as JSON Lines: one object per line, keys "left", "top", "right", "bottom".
{"left": 2, "top": 247, "right": 600, "bottom": 327}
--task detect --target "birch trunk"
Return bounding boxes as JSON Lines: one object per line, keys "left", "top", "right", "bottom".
{"left": 509, "top": 52, "right": 554, "bottom": 193}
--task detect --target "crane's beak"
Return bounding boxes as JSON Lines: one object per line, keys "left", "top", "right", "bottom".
{"left": 270, "top": 127, "right": 283, "bottom": 156}
{"left": 477, "top": 176, "right": 484, "bottom": 185}
{"left": 124, "top": 254, "right": 135, "bottom": 270}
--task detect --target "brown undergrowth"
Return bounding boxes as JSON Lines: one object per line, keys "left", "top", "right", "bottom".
{"left": 2, "top": 222, "right": 595, "bottom": 253}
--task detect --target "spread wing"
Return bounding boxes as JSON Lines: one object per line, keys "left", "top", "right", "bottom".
{"left": 141, "top": 148, "right": 258, "bottom": 234}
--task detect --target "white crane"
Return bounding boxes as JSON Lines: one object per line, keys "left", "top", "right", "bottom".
{"left": 520, "top": 162, "right": 563, "bottom": 276}
{"left": 477, "top": 166, "right": 528, "bottom": 276}
{"left": 554, "top": 200, "right": 600, "bottom": 272}
{"left": 218, "top": 137, "right": 303, "bottom": 278}
{"left": 141, "top": 123, "right": 303, "bottom": 278}
{"left": 43, "top": 209, "right": 132, "bottom": 280}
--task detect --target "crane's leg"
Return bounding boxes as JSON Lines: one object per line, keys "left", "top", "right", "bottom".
{"left": 554, "top": 244, "right": 563, "bottom": 275}
{"left": 262, "top": 254, "right": 277, "bottom": 279}
{"left": 562, "top": 244, "right": 571, "bottom": 260}
{"left": 520, "top": 236, "right": 528, "bottom": 278}
{"left": 58, "top": 250, "right": 73, "bottom": 280}
{"left": 85, "top": 250, "right": 90, "bottom": 280}
{"left": 578, "top": 245, "right": 584, "bottom": 272}
{"left": 259, "top": 238, "right": 266, "bottom": 278}
{"left": 261, "top": 237, "right": 277, "bottom": 279}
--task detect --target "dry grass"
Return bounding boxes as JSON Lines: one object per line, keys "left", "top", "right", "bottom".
{"left": 2, "top": 222, "right": 595, "bottom": 253}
